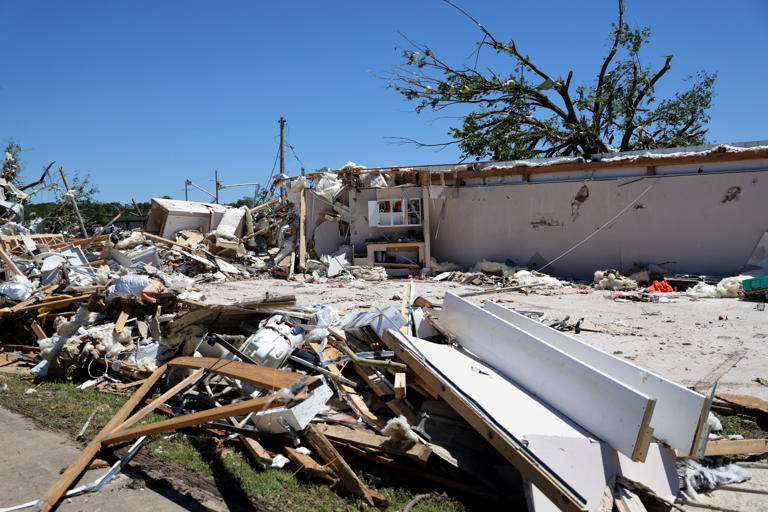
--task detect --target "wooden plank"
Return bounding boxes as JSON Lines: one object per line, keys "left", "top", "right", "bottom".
{"left": 249, "top": 197, "right": 281, "bottom": 213}
{"left": 394, "top": 372, "right": 407, "bottom": 399}
{"left": 284, "top": 446, "right": 335, "bottom": 483}
{"left": 381, "top": 330, "right": 588, "bottom": 512}
{"left": 705, "top": 438, "right": 768, "bottom": 456}
{"left": 0, "top": 247, "right": 30, "bottom": 285}
{"left": 314, "top": 423, "right": 431, "bottom": 465}
{"left": 485, "top": 300, "right": 707, "bottom": 457}
{"left": 12, "top": 294, "right": 91, "bottom": 313}
{"left": 400, "top": 281, "right": 411, "bottom": 335}
{"left": 114, "top": 310, "right": 130, "bottom": 334}
{"left": 298, "top": 189, "right": 307, "bottom": 270}
{"left": 308, "top": 341, "right": 382, "bottom": 426}
{"left": 443, "top": 293, "right": 654, "bottom": 461}
{"left": 10, "top": 297, "right": 38, "bottom": 313}
{"left": 304, "top": 424, "right": 374, "bottom": 506}
{"left": 35, "top": 364, "right": 168, "bottom": 512}
{"left": 693, "top": 349, "right": 746, "bottom": 392}
{"left": 615, "top": 485, "right": 648, "bottom": 512}
{"left": 716, "top": 393, "right": 768, "bottom": 415}
{"left": 31, "top": 321, "right": 46, "bottom": 340}
{"left": 243, "top": 437, "right": 273, "bottom": 467}
{"left": 168, "top": 356, "right": 320, "bottom": 391}
{"left": 115, "top": 369, "right": 204, "bottom": 432}
{"left": 103, "top": 395, "right": 277, "bottom": 446}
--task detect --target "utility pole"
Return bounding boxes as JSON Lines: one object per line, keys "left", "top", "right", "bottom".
{"left": 185, "top": 179, "right": 189, "bottom": 201}
{"left": 58, "top": 166, "right": 88, "bottom": 238}
{"left": 215, "top": 169, "right": 219, "bottom": 204}
{"left": 279, "top": 117, "right": 286, "bottom": 175}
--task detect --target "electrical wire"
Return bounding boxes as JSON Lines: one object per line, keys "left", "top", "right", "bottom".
{"left": 538, "top": 181, "right": 656, "bottom": 272}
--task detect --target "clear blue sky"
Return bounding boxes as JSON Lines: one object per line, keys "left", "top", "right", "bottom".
{"left": 2, "top": 1, "right": 767, "bottom": 203}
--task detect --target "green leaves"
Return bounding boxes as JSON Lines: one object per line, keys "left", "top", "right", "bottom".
{"left": 387, "top": 2, "right": 716, "bottom": 159}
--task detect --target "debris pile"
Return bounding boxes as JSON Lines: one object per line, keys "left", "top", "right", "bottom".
{"left": 3, "top": 268, "right": 763, "bottom": 512}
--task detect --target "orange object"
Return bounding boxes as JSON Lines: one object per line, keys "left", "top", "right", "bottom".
{"left": 141, "top": 279, "right": 166, "bottom": 303}
{"left": 647, "top": 280, "right": 674, "bottom": 293}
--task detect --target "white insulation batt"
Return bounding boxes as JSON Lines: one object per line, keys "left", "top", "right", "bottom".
{"left": 387, "top": 330, "right": 678, "bottom": 512}
{"left": 440, "top": 292, "right": 655, "bottom": 460}
{"left": 483, "top": 300, "right": 709, "bottom": 456}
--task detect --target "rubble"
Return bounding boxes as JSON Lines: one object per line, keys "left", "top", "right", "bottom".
{"left": 1, "top": 158, "right": 767, "bottom": 511}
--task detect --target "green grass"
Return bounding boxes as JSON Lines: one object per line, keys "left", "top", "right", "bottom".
{"left": 0, "top": 371, "right": 471, "bottom": 511}
{"left": 720, "top": 414, "right": 768, "bottom": 439}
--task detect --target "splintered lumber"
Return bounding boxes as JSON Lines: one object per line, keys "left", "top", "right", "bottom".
{"left": 35, "top": 364, "right": 168, "bottom": 512}
{"left": 168, "top": 356, "right": 320, "bottom": 391}
{"left": 244, "top": 438, "right": 273, "bottom": 467}
{"left": 705, "top": 438, "right": 768, "bottom": 456}
{"left": 12, "top": 294, "right": 91, "bottom": 313}
{"left": 328, "top": 327, "right": 416, "bottom": 424}
{"left": 103, "top": 395, "right": 277, "bottom": 446}
{"left": 716, "top": 393, "right": 768, "bottom": 416}
{"left": 284, "top": 446, "right": 336, "bottom": 483}
{"left": 31, "top": 321, "right": 47, "bottom": 340}
{"left": 115, "top": 369, "right": 204, "bottom": 432}
{"left": 304, "top": 424, "right": 374, "bottom": 506}
{"left": 394, "top": 372, "right": 407, "bottom": 399}
{"left": 381, "top": 330, "right": 588, "bottom": 512}
{"left": 298, "top": 189, "right": 307, "bottom": 269}
{"left": 335, "top": 441, "right": 497, "bottom": 499}
{"left": 400, "top": 281, "right": 411, "bottom": 334}
{"left": 315, "top": 423, "right": 431, "bottom": 465}
{"left": 308, "top": 340, "right": 382, "bottom": 426}
{"left": 114, "top": 310, "right": 130, "bottom": 334}
{"left": 249, "top": 196, "right": 281, "bottom": 213}
{"left": 0, "top": 247, "right": 30, "bottom": 285}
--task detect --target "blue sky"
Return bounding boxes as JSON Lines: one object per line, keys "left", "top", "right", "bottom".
{"left": 2, "top": 1, "right": 767, "bottom": 203}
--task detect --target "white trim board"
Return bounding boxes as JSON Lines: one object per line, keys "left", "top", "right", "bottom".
{"left": 387, "top": 330, "right": 676, "bottom": 512}
{"left": 483, "top": 300, "right": 708, "bottom": 456}
{"left": 440, "top": 292, "right": 655, "bottom": 461}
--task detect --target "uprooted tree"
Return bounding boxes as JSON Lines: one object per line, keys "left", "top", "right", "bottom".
{"left": 387, "top": 0, "right": 717, "bottom": 160}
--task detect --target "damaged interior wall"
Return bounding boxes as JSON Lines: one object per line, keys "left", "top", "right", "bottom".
{"left": 304, "top": 189, "right": 346, "bottom": 258}
{"left": 424, "top": 165, "right": 768, "bottom": 279}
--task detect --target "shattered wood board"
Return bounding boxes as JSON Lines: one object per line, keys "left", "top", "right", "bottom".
{"left": 441, "top": 292, "right": 655, "bottom": 461}
{"left": 484, "top": 300, "right": 709, "bottom": 456}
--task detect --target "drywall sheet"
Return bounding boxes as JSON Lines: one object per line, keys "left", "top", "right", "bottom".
{"left": 441, "top": 292, "right": 654, "bottom": 460}
{"left": 525, "top": 436, "right": 678, "bottom": 512}
{"left": 484, "top": 300, "right": 707, "bottom": 455}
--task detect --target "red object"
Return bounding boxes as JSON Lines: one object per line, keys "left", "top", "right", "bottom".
{"left": 330, "top": 282, "right": 346, "bottom": 288}
{"left": 647, "top": 280, "right": 674, "bottom": 293}
{"left": 718, "top": 315, "right": 724, "bottom": 320}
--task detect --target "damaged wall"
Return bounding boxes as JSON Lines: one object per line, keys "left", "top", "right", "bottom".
{"left": 349, "top": 186, "right": 424, "bottom": 255}
{"left": 427, "top": 166, "right": 768, "bottom": 279}
{"left": 305, "top": 189, "right": 346, "bottom": 258}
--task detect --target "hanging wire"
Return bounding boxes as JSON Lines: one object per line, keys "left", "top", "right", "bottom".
{"left": 286, "top": 141, "right": 305, "bottom": 169}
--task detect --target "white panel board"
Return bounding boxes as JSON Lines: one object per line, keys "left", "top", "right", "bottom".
{"left": 440, "top": 292, "right": 654, "bottom": 460}
{"left": 391, "top": 331, "right": 675, "bottom": 512}
{"left": 483, "top": 300, "right": 707, "bottom": 455}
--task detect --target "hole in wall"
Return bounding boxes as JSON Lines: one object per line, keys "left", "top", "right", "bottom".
{"left": 722, "top": 186, "right": 741, "bottom": 203}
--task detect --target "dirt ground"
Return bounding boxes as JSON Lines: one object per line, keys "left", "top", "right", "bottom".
{"left": 198, "top": 277, "right": 768, "bottom": 401}
{"left": 0, "top": 406, "right": 231, "bottom": 512}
